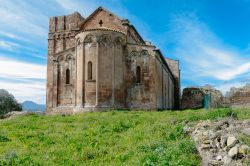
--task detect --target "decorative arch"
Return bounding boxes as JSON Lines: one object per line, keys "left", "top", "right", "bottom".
{"left": 84, "top": 34, "right": 95, "bottom": 46}
{"left": 130, "top": 51, "right": 139, "bottom": 57}
{"left": 141, "top": 50, "right": 149, "bottom": 56}
{"left": 114, "top": 37, "right": 125, "bottom": 47}
{"left": 98, "top": 34, "right": 112, "bottom": 47}
{"left": 66, "top": 54, "right": 74, "bottom": 61}
{"left": 57, "top": 55, "right": 64, "bottom": 62}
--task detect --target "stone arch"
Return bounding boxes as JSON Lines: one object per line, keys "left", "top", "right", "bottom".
{"left": 114, "top": 37, "right": 125, "bottom": 47}
{"left": 130, "top": 51, "right": 139, "bottom": 57}
{"left": 84, "top": 34, "right": 95, "bottom": 46}
{"left": 57, "top": 55, "right": 64, "bottom": 62}
{"left": 98, "top": 34, "right": 112, "bottom": 47}
{"left": 141, "top": 50, "right": 149, "bottom": 56}
{"left": 66, "top": 54, "right": 74, "bottom": 61}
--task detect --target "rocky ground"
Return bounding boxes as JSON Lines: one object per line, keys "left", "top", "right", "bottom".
{"left": 184, "top": 118, "right": 250, "bottom": 166}
{"left": 0, "top": 111, "right": 44, "bottom": 119}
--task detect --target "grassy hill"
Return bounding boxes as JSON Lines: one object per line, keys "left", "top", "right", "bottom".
{"left": 0, "top": 108, "right": 249, "bottom": 165}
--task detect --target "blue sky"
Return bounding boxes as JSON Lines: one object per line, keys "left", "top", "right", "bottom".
{"left": 1, "top": 0, "right": 250, "bottom": 104}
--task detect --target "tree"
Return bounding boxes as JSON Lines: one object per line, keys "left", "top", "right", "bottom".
{"left": 0, "top": 89, "right": 22, "bottom": 117}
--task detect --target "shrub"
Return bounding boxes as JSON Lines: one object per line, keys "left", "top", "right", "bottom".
{"left": 0, "top": 89, "right": 22, "bottom": 118}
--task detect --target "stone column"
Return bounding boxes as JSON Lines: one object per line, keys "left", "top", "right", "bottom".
{"left": 76, "top": 39, "right": 84, "bottom": 108}
{"left": 52, "top": 60, "right": 58, "bottom": 107}
{"left": 95, "top": 42, "right": 99, "bottom": 107}
{"left": 112, "top": 45, "right": 115, "bottom": 106}
{"left": 46, "top": 39, "right": 55, "bottom": 112}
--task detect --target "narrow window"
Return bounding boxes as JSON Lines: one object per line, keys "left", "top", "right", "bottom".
{"left": 66, "top": 68, "right": 70, "bottom": 84}
{"left": 136, "top": 66, "right": 141, "bottom": 84}
{"left": 88, "top": 61, "right": 92, "bottom": 80}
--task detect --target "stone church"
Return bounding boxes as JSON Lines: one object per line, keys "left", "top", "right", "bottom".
{"left": 46, "top": 7, "right": 180, "bottom": 114}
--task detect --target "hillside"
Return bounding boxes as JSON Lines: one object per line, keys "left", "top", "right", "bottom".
{"left": 22, "top": 101, "right": 45, "bottom": 112}
{"left": 0, "top": 109, "right": 249, "bottom": 165}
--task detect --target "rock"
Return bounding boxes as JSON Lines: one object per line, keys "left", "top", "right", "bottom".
{"left": 171, "top": 119, "right": 177, "bottom": 125}
{"left": 223, "top": 155, "right": 232, "bottom": 165}
{"left": 238, "top": 145, "right": 249, "bottom": 155}
{"left": 203, "top": 139, "right": 210, "bottom": 144}
{"left": 241, "top": 128, "right": 250, "bottom": 136}
{"left": 228, "top": 146, "right": 238, "bottom": 158}
{"left": 220, "top": 136, "right": 227, "bottom": 148}
{"left": 209, "top": 159, "right": 223, "bottom": 165}
{"left": 216, "top": 155, "right": 222, "bottom": 161}
{"left": 227, "top": 136, "right": 238, "bottom": 148}
{"left": 210, "top": 131, "right": 222, "bottom": 140}
{"left": 183, "top": 125, "right": 194, "bottom": 134}
{"left": 2, "top": 111, "right": 43, "bottom": 119}
{"left": 201, "top": 144, "right": 210, "bottom": 150}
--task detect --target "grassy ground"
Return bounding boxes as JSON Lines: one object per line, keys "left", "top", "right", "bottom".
{"left": 0, "top": 108, "right": 249, "bottom": 166}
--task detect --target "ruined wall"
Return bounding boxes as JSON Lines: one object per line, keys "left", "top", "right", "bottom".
{"left": 181, "top": 88, "right": 205, "bottom": 109}
{"left": 228, "top": 85, "right": 250, "bottom": 108}
{"left": 181, "top": 86, "right": 225, "bottom": 109}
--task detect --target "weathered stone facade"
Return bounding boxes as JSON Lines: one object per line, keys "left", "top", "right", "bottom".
{"left": 227, "top": 84, "right": 250, "bottom": 108}
{"left": 46, "top": 7, "right": 180, "bottom": 114}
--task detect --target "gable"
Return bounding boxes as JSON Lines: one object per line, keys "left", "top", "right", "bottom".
{"left": 80, "top": 8, "right": 127, "bottom": 33}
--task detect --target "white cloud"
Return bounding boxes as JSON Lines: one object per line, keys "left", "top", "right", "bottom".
{"left": 0, "top": 57, "right": 46, "bottom": 79}
{"left": 0, "top": 80, "right": 46, "bottom": 104}
{"left": 0, "top": 57, "right": 46, "bottom": 104}
{"left": 169, "top": 13, "right": 250, "bottom": 82}
{"left": 54, "top": 0, "right": 97, "bottom": 16}
{"left": 0, "top": 41, "right": 20, "bottom": 51}
{"left": 215, "top": 82, "right": 245, "bottom": 95}
{"left": 0, "top": 0, "right": 47, "bottom": 41}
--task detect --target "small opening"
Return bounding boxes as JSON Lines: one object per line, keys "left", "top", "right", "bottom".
{"left": 136, "top": 66, "right": 141, "bottom": 84}
{"left": 66, "top": 68, "right": 70, "bottom": 84}
{"left": 88, "top": 61, "right": 92, "bottom": 80}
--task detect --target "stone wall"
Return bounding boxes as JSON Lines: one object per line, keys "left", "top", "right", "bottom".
{"left": 75, "top": 30, "right": 127, "bottom": 109}
{"left": 227, "top": 84, "right": 250, "bottom": 108}
{"left": 181, "top": 86, "right": 225, "bottom": 109}
{"left": 46, "top": 12, "right": 84, "bottom": 112}
{"left": 46, "top": 7, "right": 180, "bottom": 113}
{"left": 165, "top": 58, "right": 180, "bottom": 109}
{"left": 181, "top": 87, "right": 205, "bottom": 109}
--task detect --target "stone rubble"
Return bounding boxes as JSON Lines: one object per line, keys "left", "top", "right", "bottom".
{"left": 184, "top": 118, "right": 250, "bottom": 166}
{"left": 1, "top": 111, "right": 44, "bottom": 119}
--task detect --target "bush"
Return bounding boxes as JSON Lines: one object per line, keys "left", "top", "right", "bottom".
{"left": 0, "top": 89, "right": 22, "bottom": 117}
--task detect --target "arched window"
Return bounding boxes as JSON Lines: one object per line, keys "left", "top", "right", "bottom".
{"left": 66, "top": 68, "right": 70, "bottom": 84}
{"left": 88, "top": 61, "right": 92, "bottom": 80}
{"left": 136, "top": 66, "right": 141, "bottom": 84}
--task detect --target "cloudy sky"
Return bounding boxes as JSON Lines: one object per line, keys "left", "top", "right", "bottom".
{"left": 1, "top": 0, "right": 250, "bottom": 104}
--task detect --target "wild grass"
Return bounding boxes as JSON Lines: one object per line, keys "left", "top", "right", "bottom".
{"left": 0, "top": 108, "right": 249, "bottom": 165}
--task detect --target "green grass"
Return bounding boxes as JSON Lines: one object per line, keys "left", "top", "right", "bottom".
{"left": 0, "top": 108, "right": 249, "bottom": 165}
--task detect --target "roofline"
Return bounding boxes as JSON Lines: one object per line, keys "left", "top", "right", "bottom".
{"left": 129, "top": 25, "right": 145, "bottom": 44}
{"left": 79, "top": 6, "right": 124, "bottom": 29}
{"left": 153, "top": 49, "right": 176, "bottom": 80}
{"left": 79, "top": 6, "right": 145, "bottom": 44}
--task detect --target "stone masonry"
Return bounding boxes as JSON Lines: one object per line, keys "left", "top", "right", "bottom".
{"left": 46, "top": 7, "right": 180, "bottom": 114}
